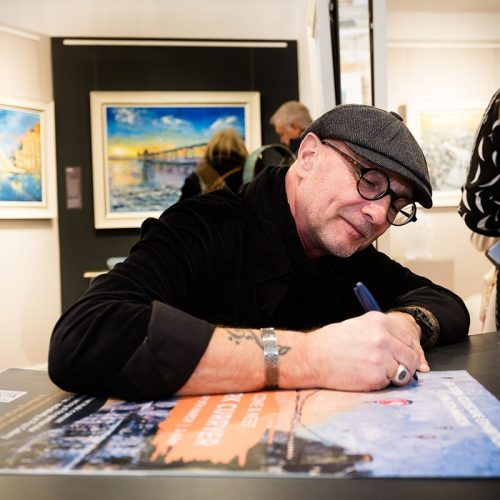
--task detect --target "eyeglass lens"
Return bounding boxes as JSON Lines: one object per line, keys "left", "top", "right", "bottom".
{"left": 321, "top": 141, "right": 416, "bottom": 226}
{"left": 357, "top": 171, "right": 416, "bottom": 225}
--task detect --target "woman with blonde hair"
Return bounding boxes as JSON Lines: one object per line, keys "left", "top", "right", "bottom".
{"left": 180, "top": 128, "right": 248, "bottom": 200}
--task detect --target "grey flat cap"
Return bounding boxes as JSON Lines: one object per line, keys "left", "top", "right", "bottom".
{"left": 302, "top": 104, "right": 433, "bottom": 208}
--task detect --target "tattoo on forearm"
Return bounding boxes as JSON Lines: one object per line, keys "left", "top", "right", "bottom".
{"left": 226, "top": 328, "right": 291, "bottom": 356}
{"left": 277, "top": 345, "right": 291, "bottom": 355}
{"left": 227, "top": 328, "right": 262, "bottom": 346}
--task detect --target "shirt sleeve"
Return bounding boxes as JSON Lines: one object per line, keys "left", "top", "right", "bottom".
{"left": 48, "top": 204, "right": 227, "bottom": 400}
{"left": 358, "top": 246, "right": 470, "bottom": 347}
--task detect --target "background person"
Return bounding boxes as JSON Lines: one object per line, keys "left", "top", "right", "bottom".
{"left": 458, "top": 88, "right": 500, "bottom": 329}
{"left": 179, "top": 128, "right": 248, "bottom": 200}
{"left": 269, "top": 100, "right": 313, "bottom": 153}
{"left": 49, "top": 104, "right": 469, "bottom": 401}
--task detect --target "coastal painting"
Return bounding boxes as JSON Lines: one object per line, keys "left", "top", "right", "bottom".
{"left": 0, "top": 97, "right": 56, "bottom": 218}
{"left": 90, "top": 91, "right": 261, "bottom": 228}
{"left": 406, "top": 101, "right": 485, "bottom": 207}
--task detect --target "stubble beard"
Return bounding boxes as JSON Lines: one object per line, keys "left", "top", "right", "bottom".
{"left": 309, "top": 224, "right": 361, "bottom": 258}
{"left": 313, "top": 215, "right": 375, "bottom": 258}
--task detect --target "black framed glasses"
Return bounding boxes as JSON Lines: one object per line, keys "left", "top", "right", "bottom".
{"left": 321, "top": 141, "right": 417, "bottom": 226}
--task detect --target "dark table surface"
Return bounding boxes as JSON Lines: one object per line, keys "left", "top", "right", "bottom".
{"left": 1, "top": 332, "right": 499, "bottom": 500}
{"left": 426, "top": 331, "right": 500, "bottom": 399}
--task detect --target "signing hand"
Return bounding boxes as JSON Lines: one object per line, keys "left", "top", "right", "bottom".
{"left": 306, "top": 311, "right": 429, "bottom": 391}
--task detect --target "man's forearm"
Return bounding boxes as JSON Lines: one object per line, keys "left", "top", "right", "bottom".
{"left": 177, "top": 326, "right": 311, "bottom": 395}
{"left": 177, "top": 311, "right": 428, "bottom": 396}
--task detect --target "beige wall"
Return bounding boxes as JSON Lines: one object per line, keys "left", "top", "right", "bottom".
{"left": 0, "top": 0, "right": 334, "bottom": 371}
{"left": 382, "top": 7, "right": 500, "bottom": 317}
{"left": 0, "top": 0, "right": 335, "bottom": 118}
{"left": 0, "top": 29, "right": 61, "bottom": 371}
{"left": 1, "top": 1, "right": 497, "bottom": 368}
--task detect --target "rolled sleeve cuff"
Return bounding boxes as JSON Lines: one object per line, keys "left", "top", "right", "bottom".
{"left": 112, "top": 301, "right": 215, "bottom": 399}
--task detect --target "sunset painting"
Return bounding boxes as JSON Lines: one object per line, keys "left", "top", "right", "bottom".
{"left": 91, "top": 91, "right": 261, "bottom": 228}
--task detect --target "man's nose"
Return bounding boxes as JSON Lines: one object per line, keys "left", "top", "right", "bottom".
{"left": 361, "top": 196, "right": 391, "bottom": 226}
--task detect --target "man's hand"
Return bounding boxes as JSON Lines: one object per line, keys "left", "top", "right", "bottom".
{"left": 295, "top": 311, "right": 430, "bottom": 392}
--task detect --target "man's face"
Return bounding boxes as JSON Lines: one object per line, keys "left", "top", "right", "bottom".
{"left": 274, "top": 122, "right": 303, "bottom": 146}
{"left": 292, "top": 136, "right": 414, "bottom": 258}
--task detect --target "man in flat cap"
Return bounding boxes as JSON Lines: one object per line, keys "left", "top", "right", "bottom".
{"left": 49, "top": 105, "right": 469, "bottom": 400}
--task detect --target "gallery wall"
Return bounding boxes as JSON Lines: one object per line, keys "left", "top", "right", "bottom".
{"left": 383, "top": 7, "right": 500, "bottom": 326}
{"left": 0, "top": 0, "right": 334, "bottom": 371}
{"left": 0, "top": 29, "right": 61, "bottom": 371}
{"left": 3, "top": 0, "right": 498, "bottom": 372}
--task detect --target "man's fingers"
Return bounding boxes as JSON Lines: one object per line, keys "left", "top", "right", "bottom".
{"left": 419, "top": 360, "right": 431, "bottom": 372}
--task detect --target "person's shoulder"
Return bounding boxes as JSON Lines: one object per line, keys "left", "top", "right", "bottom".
{"left": 141, "top": 190, "right": 245, "bottom": 238}
{"left": 180, "top": 188, "right": 243, "bottom": 213}
{"left": 179, "top": 172, "right": 201, "bottom": 200}
{"left": 167, "top": 189, "right": 244, "bottom": 225}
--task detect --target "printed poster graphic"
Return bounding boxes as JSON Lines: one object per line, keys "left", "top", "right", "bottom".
{"left": 0, "top": 369, "right": 499, "bottom": 477}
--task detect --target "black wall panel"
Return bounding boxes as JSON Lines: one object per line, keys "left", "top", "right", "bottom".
{"left": 52, "top": 38, "right": 299, "bottom": 311}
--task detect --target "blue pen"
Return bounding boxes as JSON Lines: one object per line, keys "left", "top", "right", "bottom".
{"left": 353, "top": 281, "right": 418, "bottom": 385}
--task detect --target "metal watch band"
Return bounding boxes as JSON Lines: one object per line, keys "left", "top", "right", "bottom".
{"left": 261, "top": 327, "right": 279, "bottom": 390}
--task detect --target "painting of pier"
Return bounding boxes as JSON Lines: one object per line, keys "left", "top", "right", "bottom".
{"left": 90, "top": 91, "right": 261, "bottom": 228}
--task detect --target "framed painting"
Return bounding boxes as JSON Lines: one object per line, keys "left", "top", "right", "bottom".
{"left": 90, "top": 91, "right": 261, "bottom": 229}
{"left": 406, "top": 102, "right": 485, "bottom": 207}
{"left": 0, "top": 96, "right": 57, "bottom": 218}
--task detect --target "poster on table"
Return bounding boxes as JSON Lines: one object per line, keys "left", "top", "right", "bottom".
{"left": 0, "top": 368, "right": 499, "bottom": 477}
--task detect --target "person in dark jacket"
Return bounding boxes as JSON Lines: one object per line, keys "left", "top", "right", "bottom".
{"left": 49, "top": 104, "right": 469, "bottom": 401}
{"left": 179, "top": 127, "right": 248, "bottom": 200}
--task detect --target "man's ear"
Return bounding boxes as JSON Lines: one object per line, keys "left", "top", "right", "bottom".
{"left": 295, "top": 133, "right": 321, "bottom": 176}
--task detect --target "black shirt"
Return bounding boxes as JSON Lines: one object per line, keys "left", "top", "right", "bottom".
{"left": 49, "top": 167, "right": 469, "bottom": 400}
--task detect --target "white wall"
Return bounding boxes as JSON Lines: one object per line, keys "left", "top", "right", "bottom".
{"left": 0, "top": 0, "right": 335, "bottom": 118}
{"left": 5, "top": 0, "right": 496, "bottom": 359}
{"left": 0, "top": 0, "right": 335, "bottom": 370}
{"left": 0, "top": 28, "right": 61, "bottom": 371}
{"left": 383, "top": 8, "right": 500, "bottom": 317}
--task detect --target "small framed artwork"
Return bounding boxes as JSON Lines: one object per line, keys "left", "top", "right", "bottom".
{"left": 0, "top": 96, "right": 57, "bottom": 218}
{"left": 90, "top": 91, "right": 261, "bottom": 229}
{"left": 406, "top": 101, "right": 485, "bottom": 207}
